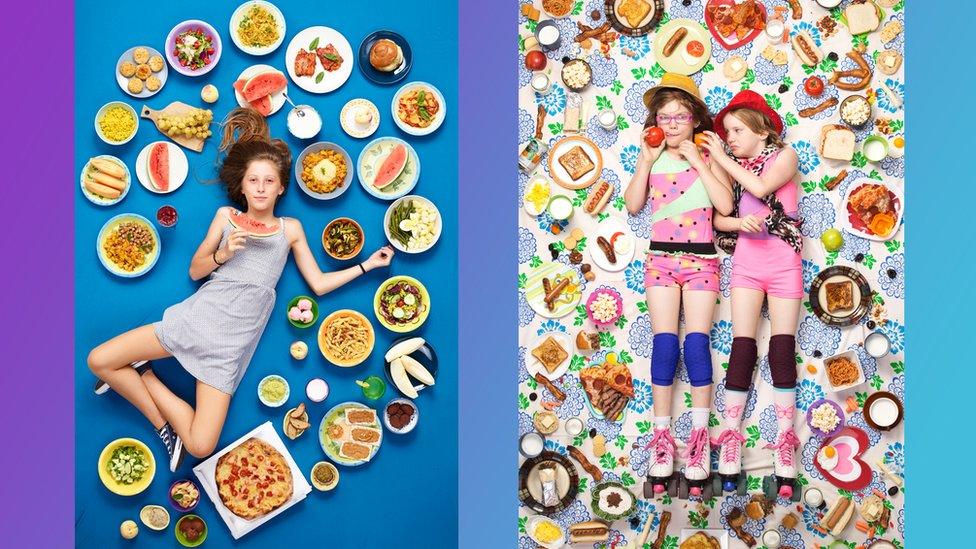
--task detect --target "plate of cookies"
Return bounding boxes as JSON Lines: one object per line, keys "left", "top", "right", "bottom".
{"left": 116, "top": 46, "right": 168, "bottom": 98}
{"left": 808, "top": 266, "right": 872, "bottom": 327}
{"left": 526, "top": 331, "right": 573, "bottom": 380}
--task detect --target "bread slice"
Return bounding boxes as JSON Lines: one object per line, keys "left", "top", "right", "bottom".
{"left": 558, "top": 145, "right": 596, "bottom": 181}
{"left": 825, "top": 280, "right": 854, "bottom": 313}
{"left": 532, "top": 336, "right": 569, "bottom": 373}
{"left": 618, "top": 0, "right": 651, "bottom": 28}
{"left": 820, "top": 125, "right": 856, "bottom": 161}
{"left": 845, "top": 2, "right": 881, "bottom": 35}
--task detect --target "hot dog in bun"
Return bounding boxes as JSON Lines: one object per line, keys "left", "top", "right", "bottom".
{"left": 583, "top": 180, "right": 613, "bottom": 215}
{"left": 569, "top": 521, "right": 609, "bottom": 543}
{"left": 791, "top": 31, "right": 821, "bottom": 67}
{"left": 820, "top": 496, "right": 855, "bottom": 537}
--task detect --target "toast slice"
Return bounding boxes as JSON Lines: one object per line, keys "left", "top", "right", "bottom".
{"left": 825, "top": 280, "right": 854, "bottom": 313}
{"left": 558, "top": 145, "right": 596, "bottom": 181}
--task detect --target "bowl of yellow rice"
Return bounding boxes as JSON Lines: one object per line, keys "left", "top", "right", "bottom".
{"left": 95, "top": 101, "right": 139, "bottom": 145}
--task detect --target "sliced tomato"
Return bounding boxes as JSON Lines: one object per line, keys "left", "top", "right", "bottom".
{"left": 609, "top": 232, "right": 625, "bottom": 247}
{"left": 686, "top": 40, "right": 705, "bottom": 57}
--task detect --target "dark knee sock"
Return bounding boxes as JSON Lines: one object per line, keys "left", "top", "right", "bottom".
{"left": 769, "top": 334, "right": 798, "bottom": 389}
{"left": 726, "top": 337, "right": 757, "bottom": 391}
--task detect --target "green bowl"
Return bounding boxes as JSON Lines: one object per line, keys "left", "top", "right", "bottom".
{"left": 287, "top": 295, "right": 319, "bottom": 328}
{"left": 174, "top": 514, "right": 207, "bottom": 547}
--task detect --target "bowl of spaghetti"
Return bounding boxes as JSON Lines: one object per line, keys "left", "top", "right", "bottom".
{"left": 318, "top": 309, "right": 375, "bottom": 367}
{"left": 821, "top": 350, "right": 866, "bottom": 392}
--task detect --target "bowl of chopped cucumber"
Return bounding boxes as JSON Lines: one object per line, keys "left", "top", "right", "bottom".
{"left": 98, "top": 437, "right": 156, "bottom": 496}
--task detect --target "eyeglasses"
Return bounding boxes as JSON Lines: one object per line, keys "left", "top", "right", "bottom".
{"left": 655, "top": 113, "right": 694, "bottom": 125}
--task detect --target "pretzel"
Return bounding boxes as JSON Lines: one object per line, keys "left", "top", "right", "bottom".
{"left": 831, "top": 46, "right": 872, "bottom": 91}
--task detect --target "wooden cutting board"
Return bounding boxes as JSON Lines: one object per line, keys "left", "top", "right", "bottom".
{"left": 140, "top": 102, "right": 211, "bottom": 153}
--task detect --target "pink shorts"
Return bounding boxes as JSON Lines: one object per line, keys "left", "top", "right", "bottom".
{"left": 644, "top": 253, "right": 719, "bottom": 292}
{"left": 730, "top": 236, "right": 802, "bottom": 298}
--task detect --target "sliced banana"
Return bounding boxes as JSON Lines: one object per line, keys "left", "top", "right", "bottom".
{"left": 389, "top": 357, "right": 418, "bottom": 398}
{"left": 400, "top": 355, "right": 435, "bottom": 386}
{"left": 384, "top": 337, "right": 426, "bottom": 362}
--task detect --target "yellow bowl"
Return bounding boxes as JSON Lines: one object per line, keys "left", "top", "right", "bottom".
{"left": 98, "top": 437, "right": 156, "bottom": 496}
{"left": 318, "top": 309, "right": 375, "bottom": 367}
{"left": 373, "top": 275, "right": 431, "bottom": 333}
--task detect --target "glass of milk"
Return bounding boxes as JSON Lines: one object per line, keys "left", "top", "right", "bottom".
{"left": 536, "top": 21, "right": 561, "bottom": 51}
{"left": 531, "top": 72, "right": 552, "bottom": 95}
{"left": 598, "top": 109, "right": 617, "bottom": 130}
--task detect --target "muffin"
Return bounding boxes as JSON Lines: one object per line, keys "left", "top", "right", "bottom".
{"left": 132, "top": 46, "right": 150, "bottom": 64}
{"left": 369, "top": 39, "right": 403, "bottom": 72}
{"left": 135, "top": 64, "right": 152, "bottom": 80}
{"left": 146, "top": 75, "right": 161, "bottom": 92}
{"left": 127, "top": 77, "right": 145, "bottom": 94}
{"left": 148, "top": 54, "right": 164, "bottom": 72}
{"left": 119, "top": 61, "right": 136, "bottom": 78}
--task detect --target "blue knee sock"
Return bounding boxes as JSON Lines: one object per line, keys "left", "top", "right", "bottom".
{"left": 651, "top": 333, "right": 680, "bottom": 386}
{"left": 684, "top": 332, "right": 713, "bottom": 387}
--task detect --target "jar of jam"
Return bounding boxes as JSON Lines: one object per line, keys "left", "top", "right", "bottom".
{"left": 156, "top": 205, "right": 178, "bottom": 228}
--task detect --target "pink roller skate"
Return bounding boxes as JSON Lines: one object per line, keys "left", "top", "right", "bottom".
{"left": 713, "top": 428, "right": 747, "bottom": 494}
{"left": 683, "top": 427, "right": 711, "bottom": 499}
{"left": 642, "top": 427, "right": 677, "bottom": 498}
{"left": 764, "top": 428, "right": 801, "bottom": 502}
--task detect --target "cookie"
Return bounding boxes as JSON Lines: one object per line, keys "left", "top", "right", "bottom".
{"left": 119, "top": 61, "right": 136, "bottom": 78}
{"left": 132, "top": 46, "right": 150, "bottom": 64}
{"left": 148, "top": 54, "right": 164, "bottom": 72}
{"left": 127, "top": 77, "right": 144, "bottom": 94}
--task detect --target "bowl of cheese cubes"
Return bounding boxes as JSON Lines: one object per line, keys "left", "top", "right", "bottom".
{"left": 384, "top": 195, "right": 441, "bottom": 254}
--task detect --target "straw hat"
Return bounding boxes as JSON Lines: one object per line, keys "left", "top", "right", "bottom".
{"left": 642, "top": 73, "right": 707, "bottom": 111}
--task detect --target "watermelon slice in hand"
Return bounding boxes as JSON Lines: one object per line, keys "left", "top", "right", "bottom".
{"left": 373, "top": 144, "right": 408, "bottom": 189}
{"left": 228, "top": 209, "right": 280, "bottom": 237}
{"left": 147, "top": 142, "right": 170, "bottom": 192}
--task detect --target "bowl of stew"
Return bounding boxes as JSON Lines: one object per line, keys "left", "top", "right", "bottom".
{"left": 322, "top": 217, "right": 364, "bottom": 260}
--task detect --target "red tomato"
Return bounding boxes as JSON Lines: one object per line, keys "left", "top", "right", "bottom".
{"left": 644, "top": 126, "right": 665, "bottom": 147}
{"left": 686, "top": 40, "right": 705, "bottom": 57}
{"left": 804, "top": 76, "right": 825, "bottom": 97}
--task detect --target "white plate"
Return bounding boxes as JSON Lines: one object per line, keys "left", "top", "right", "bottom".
{"left": 228, "top": 1, "right": 286, "bottom": 55}
{"left": 193, "top": 422, "right": 311, "bottom": 540}
{"left": 654, "top": 19, "right": 712, "bottom": 76}
{"left": 525, "top": 331, "right": 573, "bottom": 381}
{"left": 295, "top": 142, "right": 354, "bottom": 200}
{"left": 383, "top": 195, "right": 441, "bottom": 254}
{"left": 525, "top": 515, "right": 567, "bottom": 549}
{"left": 679, "top": 529, "right": 729, "bottom": 549}
{"left": 80, "top": 155, "right": 130, "bottom": 206}
{"left": 135, "top": 142, "right": 188, "bottom": 194}
{"left": 115, "top": 46, "right": 168, "bottom": 98}
{"left": 524, "top": 262, "right": 583, "bottom": 319}
{"left": 522, "top": 176, "right": 552, "bottom": 217}
{"left": 357, "top": 137, "right": 420, "bottom": 200}
{"left": 233, "top": 64, "right": 287, "bottom": 116}
{"left": 391, "top": 81, "right": 447, "bottom": 136}
{"left": 285, "top": 26, "right": 354, "bottom": 94}
{"left": 587, "top": 217, "right": 636, "bottom": 272}
{"left": 839, "top": 180, "right": 904, "bottom": 242}
{"left": 340, "top": 98, "right": 380, "bottom": 138}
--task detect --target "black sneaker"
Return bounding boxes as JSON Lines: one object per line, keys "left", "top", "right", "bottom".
{"left": 92, "top": 361, "right": 151, "bottom": 395}
{"left": 157, "top": 423, "right": 187, "bottom": 472}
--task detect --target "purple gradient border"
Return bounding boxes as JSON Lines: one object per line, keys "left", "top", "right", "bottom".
{"left": 457, "top": 1, "right": 515, "bottom": 547}
{"left": 0, "top": 0, "right": 74, "bottom": 545}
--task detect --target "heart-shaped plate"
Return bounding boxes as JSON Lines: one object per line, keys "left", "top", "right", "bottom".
{"left": 704, "top": 0, "right": 767, "bottom": 51}
{"left": 814, "top": 426, "right": 873, "bottom": 491}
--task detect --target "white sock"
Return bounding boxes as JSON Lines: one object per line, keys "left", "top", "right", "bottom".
{"left": 653, "top": 416, "right": 671, "bottom": 430}
{"left": 773, "top": 388, "right": 797, "bottom": 434}
{"left": 691, "top": 408, "right": 709, "bottom": 429}
{"left": 723, "top": 389, "right": 749, "bottom": 431}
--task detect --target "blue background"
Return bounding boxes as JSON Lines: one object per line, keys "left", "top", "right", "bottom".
{"left": 73, "top": 1, "right": 457, "bottom": 547}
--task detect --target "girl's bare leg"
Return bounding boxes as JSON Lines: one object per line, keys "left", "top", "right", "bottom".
{"left": 141, "top": 376, "right": 230, "bottom": 458}
{"left": 87, "top": 324, "right": 171, "bottom": 429}
{"left": 767, "top": 296, "right": 801, "bottom": 336}
{"left": 647, "top": 286, "right": 681, "bottom": 418}
{"left": 682, "top": 290, "right": 719, "bottom": 409}
{"left": 730, "top": 287, "right": 765, "bottom": 339}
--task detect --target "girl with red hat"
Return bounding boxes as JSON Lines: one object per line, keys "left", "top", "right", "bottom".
{"left": 623, "top": 73, "right": 733, "bottom": 498}
{"left": 699, "top": 89, "right": 804, "bottom": 499}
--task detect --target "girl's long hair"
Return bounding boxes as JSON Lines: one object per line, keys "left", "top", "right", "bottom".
{"left": 216, "top": 107, "right": 292, "bottom": 208}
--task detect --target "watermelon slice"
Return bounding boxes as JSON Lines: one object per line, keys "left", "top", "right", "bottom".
{"left": 373, "top": 144, "right": 408, "bottom": 189}
{"left": 232, "top": 79, "right": 247, "bottom": 94}
{"left": 241, "top": 70, "right": 287, "bottom": 102}
{"left": 228, "top": 209, "right": 280, "bottom": 237}
{"left": 147, "top": 142, "right": 169, "bottom": 192}
{"left": 233, "top": 80, "right": 274, "bottom": 116}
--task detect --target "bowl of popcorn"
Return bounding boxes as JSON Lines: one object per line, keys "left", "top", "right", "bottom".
{"left": 561, "top": 59, "right": 592, "bottom": 92}
{"left": 585, "top": 287, "right": 623, "bottom": 328}
{"left": 806, "top": 398, "right": 845, "bottom": 438}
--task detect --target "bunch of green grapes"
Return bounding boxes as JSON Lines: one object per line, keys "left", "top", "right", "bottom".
{"left": 157, "top": 109, "right": 214, "bottom": 139}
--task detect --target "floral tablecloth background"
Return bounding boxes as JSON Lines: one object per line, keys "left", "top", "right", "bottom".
{"left": 517, "top": 1, "right": 905, "bottom": 547}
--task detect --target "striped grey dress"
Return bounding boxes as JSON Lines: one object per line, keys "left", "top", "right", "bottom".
{"left": 154, "top": 218, "right": 290, "bottom": 394}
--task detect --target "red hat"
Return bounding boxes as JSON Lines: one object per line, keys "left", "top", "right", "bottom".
{"left": 713, "top": 89, "right": 783, "bottom": 142}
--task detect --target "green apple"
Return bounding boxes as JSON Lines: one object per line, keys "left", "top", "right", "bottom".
{"left": 821, "top": 228, "right": 844, "bottom": 252}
